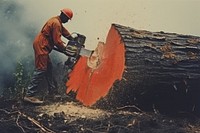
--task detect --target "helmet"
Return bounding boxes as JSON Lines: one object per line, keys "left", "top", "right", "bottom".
{"left": 61, "top": 8, "right": 73, "bottom": 19}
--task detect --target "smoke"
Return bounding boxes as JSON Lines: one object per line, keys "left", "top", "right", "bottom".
{"left": 0, "top": 0, "right": 37, "bottom": 92}
{"left": 13, "top": 0, "right": 146, "bottom": 50}
{"left": 0, "top": 0, "right": 71, "bottom": 94}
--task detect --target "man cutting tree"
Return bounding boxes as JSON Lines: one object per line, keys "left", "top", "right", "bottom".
{"left": 24, "top": 8, "right": 74, "bottom": 104}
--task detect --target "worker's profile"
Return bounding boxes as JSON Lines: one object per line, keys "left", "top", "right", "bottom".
{"left": 23, "top": 8, "right": 75, "bottom": 104}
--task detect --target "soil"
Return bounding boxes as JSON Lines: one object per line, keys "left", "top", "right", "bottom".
{"left": 0, "top": 97, "right": 200, "bottom": 133}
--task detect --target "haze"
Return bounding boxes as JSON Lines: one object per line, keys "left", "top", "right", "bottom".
{"left": 16, "top": 0, "right": 200, "bottom": 49}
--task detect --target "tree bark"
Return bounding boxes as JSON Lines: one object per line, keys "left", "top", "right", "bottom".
{"left": 97, "top": 24, "right": 200, "bottom": 113}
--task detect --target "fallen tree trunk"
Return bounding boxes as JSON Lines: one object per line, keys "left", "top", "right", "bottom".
{"left": 97, "top": 24, "right": 200, "bottom": 113}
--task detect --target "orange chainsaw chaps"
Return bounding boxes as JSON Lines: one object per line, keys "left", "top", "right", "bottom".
{"left": 66, "top": 25, "right": 125, "bottom": 106}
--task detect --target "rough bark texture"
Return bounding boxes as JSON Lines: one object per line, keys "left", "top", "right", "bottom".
{"left": 97, "top": 24, "right": 200, "bottom": 113}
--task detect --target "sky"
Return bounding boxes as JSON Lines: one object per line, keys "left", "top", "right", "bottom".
{"left": 16, "top": 0, "right": 200, "bottom": 50}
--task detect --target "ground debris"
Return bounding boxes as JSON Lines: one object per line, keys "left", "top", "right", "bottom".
{"left": 36, "top": 101, "right": 110, "bottom": 120}
{"left": 0, "top": 99, "right": 200, "bottom": 133}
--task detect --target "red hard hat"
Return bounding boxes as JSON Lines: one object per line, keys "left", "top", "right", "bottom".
{"left": 61, "top": 8, "right": 73, "bottom": 19}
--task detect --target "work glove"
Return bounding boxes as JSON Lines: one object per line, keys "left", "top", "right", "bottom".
{"left": 64, "top": 45, "right": 78, "bottom": 57}
{"left": 67, "top": 35, "right": 75, "bottom": 41}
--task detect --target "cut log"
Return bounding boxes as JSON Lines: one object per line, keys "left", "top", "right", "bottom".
{"left": 66, "top": 40, "right": 125, "bottom": 106}
{"left": 97, "top": 24, "right": 200, "bottom": 113}
{"left": 66, "top": 23, "right": 200, "bottom": 113}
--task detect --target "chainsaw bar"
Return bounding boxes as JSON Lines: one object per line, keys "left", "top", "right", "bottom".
{"left": 79, "top": 48, "right": 93, "bottom": 57}
{"left": 53, "top": 46, "right": 93, "bottom": 58}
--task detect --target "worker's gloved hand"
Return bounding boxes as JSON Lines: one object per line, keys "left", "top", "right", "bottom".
{"left": 64, "top": 45, "right": 78, "bottom": 57}
{"left": 67, "top": 35, "right": 75, "bottom": 41}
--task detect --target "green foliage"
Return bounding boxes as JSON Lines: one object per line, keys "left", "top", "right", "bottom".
{"left": 13, "top": 61, "right": 25, "bottom": 99}
{"left": 3, "top": 59, "right": 34, "bottom": 100}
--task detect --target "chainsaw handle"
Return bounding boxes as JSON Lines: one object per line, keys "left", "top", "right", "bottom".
{"left": 53, "top": 46, "right": 77, "bottom": 57}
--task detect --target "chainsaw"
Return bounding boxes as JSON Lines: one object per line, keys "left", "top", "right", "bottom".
{"left": 53, "top": 33, "right": 93, "bottom": 72}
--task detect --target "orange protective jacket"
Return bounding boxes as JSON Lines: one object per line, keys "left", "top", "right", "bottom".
{"left": 33, "top": 16, "right": 70, "bottom": 70}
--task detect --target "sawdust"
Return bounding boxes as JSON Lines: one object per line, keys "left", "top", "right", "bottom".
{"left": 0, "top": 99, "right": 200, "bottom": 132}
{"left": 36, "top": 101, "right": 110, "bottom": 120}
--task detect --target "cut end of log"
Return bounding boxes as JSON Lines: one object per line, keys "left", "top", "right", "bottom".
{"left": 87, "top": 42, "right": 104, "bottom": 69}
{"left": 66, "top": 25, "right": 125, "bottom": 106}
